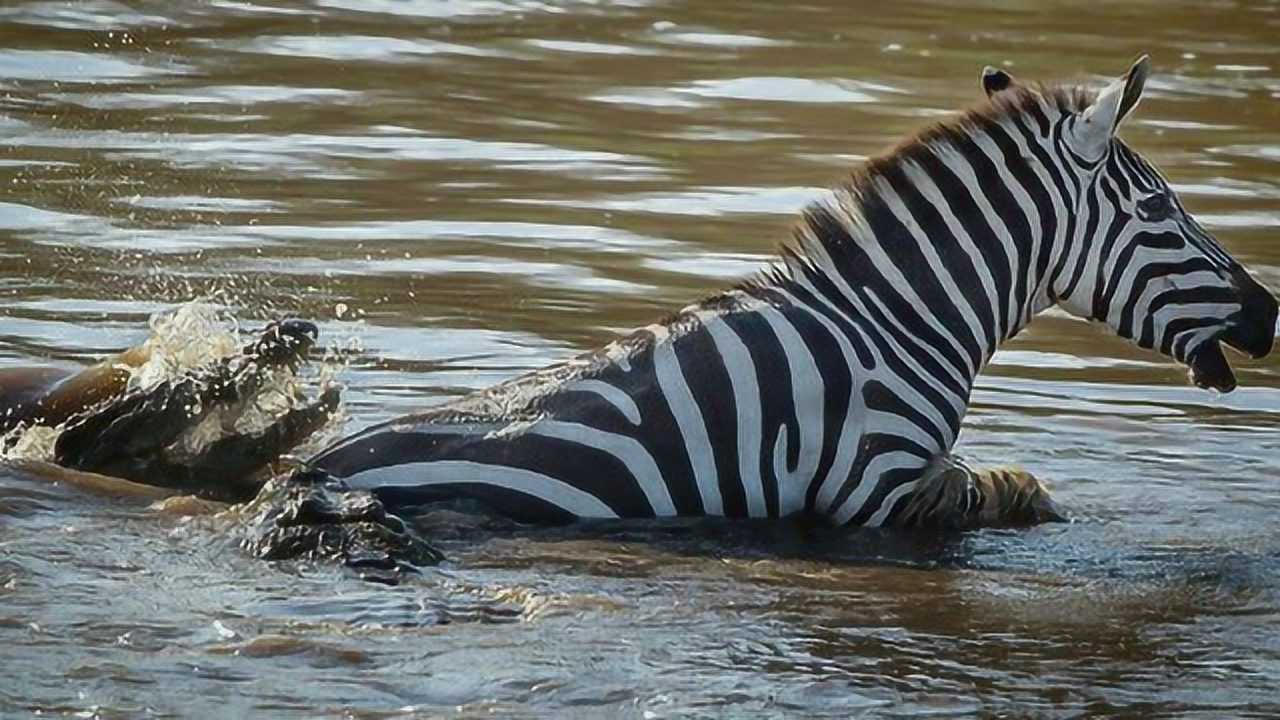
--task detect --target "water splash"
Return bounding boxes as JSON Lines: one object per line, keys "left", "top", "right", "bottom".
{"left": 126, "top": 301, "right": 242, "bottom": 393}
{"left": 1, "top": 300, "right": 350, "bottom": 466}
{"left": 1, "top": 424, "right": 61, "bottom": 461}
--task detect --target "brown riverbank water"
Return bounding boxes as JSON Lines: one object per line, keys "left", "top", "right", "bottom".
{"left": 1, "top": 1, "right": 1278, "bottom": 717}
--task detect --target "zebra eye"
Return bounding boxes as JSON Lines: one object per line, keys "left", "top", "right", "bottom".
{"left": 1136, "top": 192, "right": 1175, "bottom": 221}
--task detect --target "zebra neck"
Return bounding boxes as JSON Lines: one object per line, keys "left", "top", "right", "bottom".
{"left": 776, "top": 116, "right": 1080, "bottom": 393}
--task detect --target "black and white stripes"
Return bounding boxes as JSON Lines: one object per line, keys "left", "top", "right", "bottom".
{"left": 310, "top": 57, "right": 1276, "bottom": 527}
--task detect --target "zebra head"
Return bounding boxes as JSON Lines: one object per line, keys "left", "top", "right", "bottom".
{"left": 987, "top": 57, "right": 1277, "bottom": 392}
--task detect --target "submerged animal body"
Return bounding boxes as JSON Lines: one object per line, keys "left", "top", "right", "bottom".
{"left": 310, "top": 57, "right": 1277, "bottom": 527}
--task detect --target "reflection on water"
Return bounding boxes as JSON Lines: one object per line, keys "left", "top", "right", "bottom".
{"left": 1, "top": 0, "right": 1278, "bottom": 716}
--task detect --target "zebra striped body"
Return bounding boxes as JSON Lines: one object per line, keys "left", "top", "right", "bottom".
{"left": 311, "top": 58, "right": 1276, "bottom": 527}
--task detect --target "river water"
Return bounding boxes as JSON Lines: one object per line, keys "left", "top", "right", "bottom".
{"left": 1, "top": 1, "right": 1279, "bottom": 717}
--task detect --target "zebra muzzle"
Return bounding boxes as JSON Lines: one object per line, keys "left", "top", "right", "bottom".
{"left": 1190, "top": 277, "right": 1279, "bottom": 393}
{"left": 1186, "top": 340, "right": 1235, "bottom": 393}
{"left": 1221, "top": 272, "right": 1279, "bottom": 361}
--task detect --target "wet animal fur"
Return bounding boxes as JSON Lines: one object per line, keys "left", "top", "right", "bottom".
{"left": 895, "top": 458, "right": 1064, "bottom": 530}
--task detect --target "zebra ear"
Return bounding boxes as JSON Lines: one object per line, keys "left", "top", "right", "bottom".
{"left": 981, "top": 66, "right": 1016, "bottom": 97}
{"left": 1072, "top": 55, "right": 1151, "bottom": 159}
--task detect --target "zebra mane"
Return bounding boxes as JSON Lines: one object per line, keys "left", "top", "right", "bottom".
{"left": 751, "top": 82, "right": 1096, "bottom": 289}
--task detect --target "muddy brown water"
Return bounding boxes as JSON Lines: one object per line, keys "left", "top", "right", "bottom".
{"left": 1, "top": 1, "right": 1279, "bottom": 717}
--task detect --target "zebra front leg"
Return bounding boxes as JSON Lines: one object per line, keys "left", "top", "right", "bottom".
{"left": 895, "top": 456, "right": 1066, "bottom": 530}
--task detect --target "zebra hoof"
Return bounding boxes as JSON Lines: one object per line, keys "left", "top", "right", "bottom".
{"left": 897, "top": 464, "right": 1068, "bottom": 530}
{"left": 983, "top": 468, "right": 1069, "bottom": 527}
{"left": 1027, "top": 486, "right": 1069, "bottom": 525}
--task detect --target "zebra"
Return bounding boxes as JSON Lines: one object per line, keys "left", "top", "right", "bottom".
{"left": 309, "top": 57, "right": 1277, "bottom": 529}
